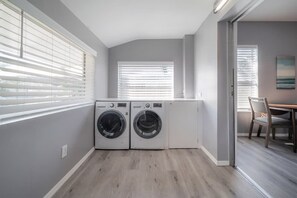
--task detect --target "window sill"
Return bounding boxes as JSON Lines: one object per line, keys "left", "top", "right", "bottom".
{"left": 0, "top": 102, "right": 94, "bottom": 126}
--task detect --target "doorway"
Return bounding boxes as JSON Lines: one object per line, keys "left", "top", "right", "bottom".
{"left": 228, "top": 0, "right": 297, "bottom": 197}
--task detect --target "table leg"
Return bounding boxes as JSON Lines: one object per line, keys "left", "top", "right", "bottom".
{"left": 289, "top": 113, "right": 293, "bottom": 140}
{"left": 292, "top": 110, "right": 296, "bottom": 153}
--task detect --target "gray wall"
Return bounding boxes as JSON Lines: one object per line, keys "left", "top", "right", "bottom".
{"left": 183, "top": 35, "right": 195, "bottom": 98}
{"left": 194, "top": 0, "right": 257, "bottom": 161}
{"left": 0, "top": 0, "right": 108, "bottom": 197}
{"left": 108, "top": 39, "right": 184, "bottom": 98}
{"left": 237, "top": 22, "right": 297, "bottom": 134}
{"left": 195, "top": 15, "right": 232, "bottom": 161}
{"left": 195, "top": 13, "right": 219, "bottom": 159}
{"left": 0, "top": 106, "right": 94, "bottom": 198}
{"left": 194, "top": 5, "right": 237, "bottom": 161}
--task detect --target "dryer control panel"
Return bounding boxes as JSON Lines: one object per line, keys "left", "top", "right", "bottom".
{"left": 96, "top": 102, "right": 129, "bottom": 110}
{"left": 132, "top": 102, "right": 163, "bottom": 109}
{"left": 153, "top": 103, "right": 162, "bottom": 108}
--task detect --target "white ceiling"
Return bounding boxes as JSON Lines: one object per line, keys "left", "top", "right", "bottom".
{"left": 242, "top": 0, "right": 297, "bottom": 21}
{"left": 61, "top": 0, "right": 214, "bottom": 48}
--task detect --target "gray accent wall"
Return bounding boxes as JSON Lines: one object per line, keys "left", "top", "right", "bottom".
{"left": 108, "top": 39, "right": 184, "bottom": 98}
{"left": 0, "top": 0, "right": 108, "bottom": 197}
{"left": 237, "top": 22, "right": 297, "bottom": 134}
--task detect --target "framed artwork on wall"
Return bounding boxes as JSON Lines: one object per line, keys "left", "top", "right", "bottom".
{"left": 276, "top": 56, "right": 296, "bottom": 89}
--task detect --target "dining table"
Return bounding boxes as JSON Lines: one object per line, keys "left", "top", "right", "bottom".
{"left": 269, "top": 103, "right": 297, "bottom": 153}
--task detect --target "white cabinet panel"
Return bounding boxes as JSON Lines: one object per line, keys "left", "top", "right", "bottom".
{"left": 166, "top": 101, "right": 201, "bottom": 148}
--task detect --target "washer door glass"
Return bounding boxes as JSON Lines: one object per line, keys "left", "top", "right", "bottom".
{"left": 97, "top": 110, "right": 126, "bottom": 139}
{"left": 134, "top": 110, "right": 162, "bottom": 139}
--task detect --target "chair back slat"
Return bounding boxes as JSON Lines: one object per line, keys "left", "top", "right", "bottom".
{"left": 248, "top": 97, "right": 269, "bottom": 114}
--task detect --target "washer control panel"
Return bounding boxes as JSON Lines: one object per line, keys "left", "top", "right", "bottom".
{"left": 117, "top": 103, "right": 127, "bottom": 107}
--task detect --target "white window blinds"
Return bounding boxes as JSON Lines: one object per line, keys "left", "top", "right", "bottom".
{"left": 0, "top": 0, "right": 21, "bottom": 57}
{"left": 118, "top": 62, "right": 174, "bottom": 99}
{"left": 237, "top": 46, "right": 258, "bottom": 110}
{"left": 0, "top": 0, "right": 94, "bottom": 115}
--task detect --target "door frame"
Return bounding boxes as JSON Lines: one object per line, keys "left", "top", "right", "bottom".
{"left": 226, "top": 0, "right": 264, "bottom": 167}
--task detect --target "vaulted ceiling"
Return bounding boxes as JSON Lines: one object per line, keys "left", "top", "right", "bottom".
{"left": 61, "top": 0, "right": 214, "bottom": 48}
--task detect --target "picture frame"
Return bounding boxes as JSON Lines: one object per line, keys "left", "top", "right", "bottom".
{"left": 276, "top": 56, "right": 296, "bottom": 89}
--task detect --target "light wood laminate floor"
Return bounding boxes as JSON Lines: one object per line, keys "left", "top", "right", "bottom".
{"left": 54, "top": 149, "right": 262, "bottom": 198}
{"left": 237, "top": 137, "right": 297, "bottom": 198}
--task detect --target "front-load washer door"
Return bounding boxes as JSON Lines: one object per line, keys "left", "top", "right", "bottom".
{"left": 97, "top": 110, "right": 126, "bottom": 139}
{"left": 134, "top": 110, "right": 162, "bottom": 139}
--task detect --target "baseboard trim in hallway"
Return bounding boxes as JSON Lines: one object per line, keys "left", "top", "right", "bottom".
{"left": 44, "top": 147, "right": 95, "bottom": 198}
{"left": 201, "top": 146, "right": 229, "bottom": 166}
{"left": 236, "top": 166, "right": 271, "bottom": 198}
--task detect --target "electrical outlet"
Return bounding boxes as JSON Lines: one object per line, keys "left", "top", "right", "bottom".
{"left": 61, "top": 144, "right": 67, "bottom": 159}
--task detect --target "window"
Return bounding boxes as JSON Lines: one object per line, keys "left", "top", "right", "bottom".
{"left": 118, "top": 62, "right": 174, "bottom": 99}
{"left": 237, "top": 46, "right": 258, "bottom": 110}
{"left": 0, "top": 0, "right": 95, "bottom": 115}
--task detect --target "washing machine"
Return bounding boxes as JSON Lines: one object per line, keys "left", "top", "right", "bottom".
{"left": 95, "top": 101, "right": 130, "bottom": 149}
{"left": 131, "top": 101, "right": 166, "bottom": 149}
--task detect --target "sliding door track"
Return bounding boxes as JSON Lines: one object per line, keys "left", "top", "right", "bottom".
{"left": 235, "top": 166, "right": 272, "bottom": 198}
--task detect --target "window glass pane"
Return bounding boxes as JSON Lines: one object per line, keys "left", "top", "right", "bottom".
{"left": 237, "top": 46, "right": 258, "bottom": 109}
{"left": 118, "top": 62, "right": 174, "bottom": 99}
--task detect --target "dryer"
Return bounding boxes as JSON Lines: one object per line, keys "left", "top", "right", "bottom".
{"left": 131, "top": 101, "right": 166, "bottom": 149}
{"left": 95, "top": 101, "right": 130, "bottom": 149}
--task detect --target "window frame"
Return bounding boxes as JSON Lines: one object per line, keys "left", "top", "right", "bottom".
{"left": 117, "top": 61, "right": 174, "bottom": 99}
{"left": 0, "top": 0, "right": 96, "bottom": 122}
{"left": 237, "top": 45, "right": 259, "bottom": 112}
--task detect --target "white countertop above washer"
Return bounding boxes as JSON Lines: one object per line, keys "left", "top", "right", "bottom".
{"left": 96, "top": 98, "right": 202, "bottom": 102}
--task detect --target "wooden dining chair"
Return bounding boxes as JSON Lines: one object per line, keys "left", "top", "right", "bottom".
{"left": 248, "top": 97, "right": 292, "bottom": 148}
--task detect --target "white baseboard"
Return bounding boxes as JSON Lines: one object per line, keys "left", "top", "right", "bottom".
{"left": 201, "top": 146, "right": 229, "bottom": 166}
{"left": 216, "top": 160, "right": 230, "bottom": 166}
{"left": 201, "top": 146, "right": 217, "bottom": 164}
{"left": 237, "top": 133, "right": 288, "bottom": 137}
{"left": 44, "top": 147, "right": 95, "bottom": 198}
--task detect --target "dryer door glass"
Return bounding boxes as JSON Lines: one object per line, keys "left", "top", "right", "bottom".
{"left": 97, "top": 111, "right": 126, "bottom": 139}
{"left": 134, "top": 110, "right": 162, "bottom": 139}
